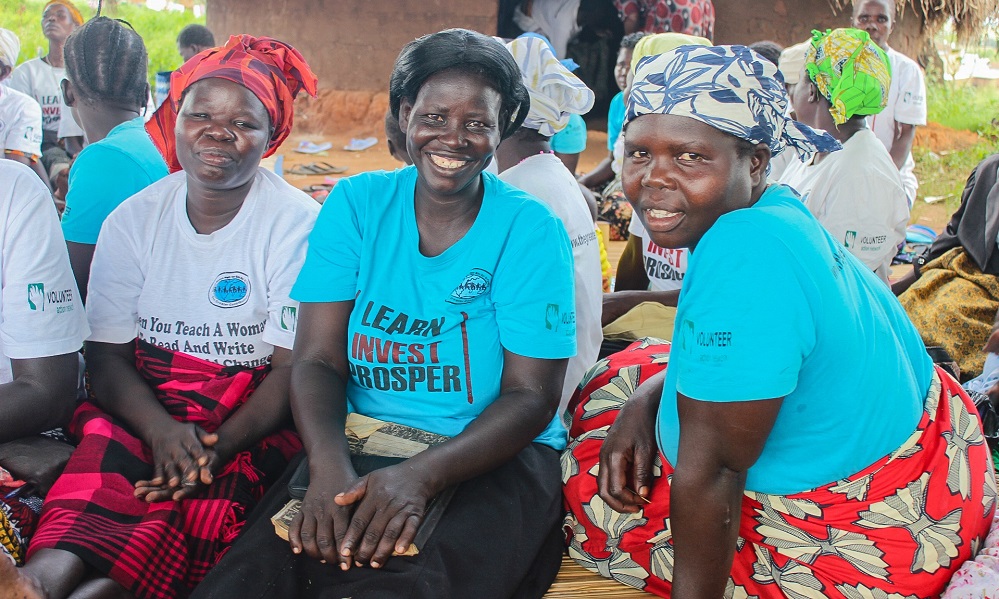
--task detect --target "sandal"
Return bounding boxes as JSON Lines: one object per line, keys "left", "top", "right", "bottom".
{"left": 302, "top": 183, "right": 335, "bottom": 193}
{"left": 294, "top": 141, "right": 333, "bottom": 154}
{"left": 287, "top": 162, "right": 348, "bottom": 176}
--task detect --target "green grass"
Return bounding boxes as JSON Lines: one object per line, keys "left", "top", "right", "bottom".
{"left": 924, "top": 72, "right": 999, "bottom": 134}
{"left": 0, "top": 0, "right": 205, "bottom": 84}
{"left": 913, "top": 73, "right": 999, "bottom": 213}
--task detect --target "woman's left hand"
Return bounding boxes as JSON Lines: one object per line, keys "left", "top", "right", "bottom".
{"left": 134, "top": 430, "right": 227, "bottom": 502}
{"left": 334, "top": 462, "right": 438, "bottom": 568}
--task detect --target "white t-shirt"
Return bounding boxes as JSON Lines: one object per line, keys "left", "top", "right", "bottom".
{"left": 6, "top": 58, "right": 65, "bottom": 140}
{"left": 56, "top": 90, "right": 157, "bottom": 141}
{"left": 0, "top": 161, "right": 89, "bottom": 383}
{"left": 627, "top": 213, "right": 688, "bottom": 292}
{"left": 0, "top": 85, "right": 43, "bottom": 157}
{"left": 87, "top": 168, "right": 320, "bottom": 367}
{"left": 869, "top": 47, "right": 926, "bottom": 203}
{"left": 512, "top": 0, "right": 582, "bottom": 59}
{"left": 778, "top": 128, "right": 908, "bottom": 283}
{"left": 499, "top": 153, "right": 601, "bottom": 411}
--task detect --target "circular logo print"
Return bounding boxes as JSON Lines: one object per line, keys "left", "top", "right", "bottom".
{"left": 209, "top": 272, "right": 250, "bottom": 308}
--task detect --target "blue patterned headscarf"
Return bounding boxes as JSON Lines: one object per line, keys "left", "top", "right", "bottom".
{"left": 627, "top": 45, "right": 842, "bottom": 160}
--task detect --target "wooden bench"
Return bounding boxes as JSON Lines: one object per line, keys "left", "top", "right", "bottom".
{"left": 543, "top": 555, "right": 650, "bottom": 598}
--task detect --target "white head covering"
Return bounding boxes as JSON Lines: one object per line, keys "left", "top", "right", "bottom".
{"left": 628, "top": 45, "right": 841, "bottom": 161}
{"left": 505, "top": 36, "right": 594, "bottom": 137}
{"left": 779, "top": 40, "right": 810, "bottom": 86}
{"left": 0, "top": 29, "right": 20, "bottom": 70}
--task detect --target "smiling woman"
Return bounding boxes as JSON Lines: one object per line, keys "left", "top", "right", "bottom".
{"left": 3, "top": 35, "right": 322, "bottom": 599}
{"left": 189, "top": 28, "right": 577, "bottom": 599}
{"left": 562, "top": 44, "right": 995, "bottom": 599}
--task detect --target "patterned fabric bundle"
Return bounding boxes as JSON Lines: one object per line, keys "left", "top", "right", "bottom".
{"left": 806, "top": 28, "right": 891, "bottom": 125}
{"left": 0, "top": 28, "right": 19, "bottom": 69}
{"left": 563, "top": 339, "right": 996, "bottom": 599}
{"left": 505, "top": 36, "right": 594, "bottom": 137}
{"left": 146, "top": 34, "right": 318, "bottom": 173}
{"left": 0, "top": 467, "right": 42, "bottom": 565}
{"left": 29, "top": 340, "right": 301, "bottom": 599}
{"left": 44, "top": 0, "right": 84, "bottom": 25}
{"left": 901, "top": 246, "right": 999, "bottom": 380}
{"left": 627, "top": 44, "right": 842, "bottom": 160}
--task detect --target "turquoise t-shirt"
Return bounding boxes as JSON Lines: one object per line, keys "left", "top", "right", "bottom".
{"left": 657, "top": 184, "right": 932, "bottom": 495}
{"left": 607, "top": 91, "right": 625, "bottom": 152}
{"left": 292, "top": 167, "right": 577, "bottom": 450}
{"left": 61, "top": 117, "right": 168, "bottom": 244}
{"left": 551, "top": 113, "right": 587, "bottom": 154}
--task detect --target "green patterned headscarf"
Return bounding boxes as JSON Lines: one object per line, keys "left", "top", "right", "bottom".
{"left": 805, "top": 28, "right": 891, "bottom": 125}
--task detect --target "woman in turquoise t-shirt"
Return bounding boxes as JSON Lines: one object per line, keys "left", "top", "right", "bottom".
{"left": 562, "top": 45, "right": 995, "bottom": 599}
{"left": 191, "top": 30, "right": 577, "bottom": 599}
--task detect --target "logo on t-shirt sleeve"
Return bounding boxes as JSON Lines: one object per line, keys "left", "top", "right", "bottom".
{"left": 28, "top": 283, "right": 44, "bottom": 311}
{"left": 280, "top": 306, "right": 298, "bottom": 332}
{"left": 209, "top": 272, "right": 251, "bottom": 308}
{"left": 447, "top": 268, "right": 492, "bottom": 305}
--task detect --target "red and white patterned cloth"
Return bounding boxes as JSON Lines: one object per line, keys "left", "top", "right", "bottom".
{"left": 613, "top": 0, "right": 714, "bottom": 40}
{"left": 563, "top": 338, "right": 997, "bottom": 598}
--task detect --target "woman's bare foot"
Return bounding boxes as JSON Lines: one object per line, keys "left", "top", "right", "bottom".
{"left": 0, "top": 555, "right": 45, "bottom": 599}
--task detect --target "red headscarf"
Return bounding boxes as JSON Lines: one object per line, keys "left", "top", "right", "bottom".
{"left": 146, "top": 34, "right": 318, "bottom": 173}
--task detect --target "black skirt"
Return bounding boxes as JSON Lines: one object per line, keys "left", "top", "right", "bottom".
{"left": 190, "top": 443, "right": 564, "bottom": 599}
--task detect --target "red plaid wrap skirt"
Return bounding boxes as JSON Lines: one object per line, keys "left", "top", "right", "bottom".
{"left": 28, "top": 341, "right": 301, "bottom": 599}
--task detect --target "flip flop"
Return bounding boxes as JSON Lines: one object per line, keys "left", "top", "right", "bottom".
{"left": 344, "top": 137, "right": 378, "bottom": 152}
{"left": 294, "top": 140, "right": 333, "bottom": 154}
{"left": 302, "top": 183, "right": 335, "bottom": 193}
{"left": 287, "top": 162, "right": 348, "bottom": 176}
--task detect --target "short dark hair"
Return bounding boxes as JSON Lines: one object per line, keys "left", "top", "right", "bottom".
{"left": 749, "top": 41, "right": 783, "bottom": 66}
{"left": 384, "top": 109, "right": 407, "bottom": 146}
{"left": 64, "top": 16, "right": 148, "bottom": 108}
{"left": 620, "top": 32, "right": 648, "bottom": 50}
{"left": 389, "top": 28, "right": 530, "bottom": 140}
{"left": 177, "top": 23, "right": 215, "bottom": 48}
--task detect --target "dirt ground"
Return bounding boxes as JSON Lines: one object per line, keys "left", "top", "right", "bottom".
{"left": 278, "top": 103, "right": 968, "bottom": 278}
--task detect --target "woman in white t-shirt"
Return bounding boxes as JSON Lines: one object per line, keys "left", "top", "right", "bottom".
{"left": 4, "top": 36, "right": 320, "bottom": 599}
{"left": 779, "top": 28, "right": 908, "bottom": 284}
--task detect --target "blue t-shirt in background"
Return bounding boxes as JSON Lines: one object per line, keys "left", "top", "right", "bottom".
{"left": 551, "top": 113, "right": 587, "bottom": 154}
{"left": 657, "top": 184, "right": 932, "bottom": 495}
{"left": 61, "top": 117, "right": 168, "bottom": 244}
{"left": 292, "top": 167, "right": 577, "bottom": 450}
{"left": 607, "top": 91, "right": 625, "bottom": 152}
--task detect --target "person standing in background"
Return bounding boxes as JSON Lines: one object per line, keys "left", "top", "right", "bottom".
{"left": 6, "top": 1, "right": 85, "bottom": 186}
{"left": 853, "top": 0, "right": 926, "bottom": 206}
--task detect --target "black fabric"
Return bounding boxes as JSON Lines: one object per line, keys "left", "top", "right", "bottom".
{"left": 923, "top": 154, "right": 999, "bottom": 276}
{"left": 190, "top": 443, "right": 564, "bottom": 599}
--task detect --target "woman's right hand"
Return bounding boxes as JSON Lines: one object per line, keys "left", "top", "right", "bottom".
{"left": 597, "top": 370, "right": 665, "bottom": 513}
{"left": 288, "top": 470, "right": 358, "bottom": 568}
{"left": 139, "top": 422, "right": 214, "bottom": 499}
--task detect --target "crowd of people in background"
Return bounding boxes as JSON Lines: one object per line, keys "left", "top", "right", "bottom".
{"left": 2, "top": 0, "right": 999, "bottom": 598}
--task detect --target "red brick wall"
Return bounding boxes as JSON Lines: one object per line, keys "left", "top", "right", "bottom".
{"left": 207, "top": 0, "right": 499, "bottom": 92}
{"left": 206, "top": 0, "right": 922, "bottom": 93}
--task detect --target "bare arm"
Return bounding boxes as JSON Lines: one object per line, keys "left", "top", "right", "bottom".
{"left": 0, "top": 354, "right": 78, "bottom": 443}
{"left": 3, "top": 153, "right": 51, "bottom": 191}
{"left": 670, "top": 393, "right": 782, "bottom": 599}
{"left": 579, "top": 154, "right": 615, "bottom": 190}
{"left": 889, "top": 122, "right": 916, "bottom": 171}
{"left": 62, "top": 136, "right": 84, "bottom": 158}
{"left": 603, "top": 234, "right": 681, "bottom": 324}
{"left": 67, "top": 242, "right": 95, "bottom": 304}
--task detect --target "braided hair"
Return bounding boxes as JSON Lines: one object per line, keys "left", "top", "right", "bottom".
{"left": 63, "top": 8, "right": 148, "bottom": 109}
